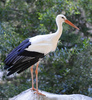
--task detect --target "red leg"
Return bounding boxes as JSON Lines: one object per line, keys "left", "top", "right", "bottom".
{"left": 34, "top": 62, "right": 45, "bottom": 96}
{"left": 30, "top": 65, "right": 36, "bottom": 91}
{"left": 35, "top": 63, "right": 39, "bottom": 91}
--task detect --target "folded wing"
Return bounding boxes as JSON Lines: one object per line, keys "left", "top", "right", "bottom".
{"left": 4, "top": 39, "right": 44, "bottom": 76}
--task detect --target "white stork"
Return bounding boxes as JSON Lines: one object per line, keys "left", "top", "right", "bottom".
{"left": 4, "top": 14, "right": 79, "bottom": 96}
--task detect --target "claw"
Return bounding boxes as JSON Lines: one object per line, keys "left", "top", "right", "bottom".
{"left": 34, "top": 91, "right": 46, "bottom": 96}
{"left": 31, "top": 87, "right": 36, "bottom": 91}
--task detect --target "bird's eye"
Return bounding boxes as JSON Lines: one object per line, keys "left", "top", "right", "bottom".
{"left": 62, "top": 17, "right": 64, "bottom": 19}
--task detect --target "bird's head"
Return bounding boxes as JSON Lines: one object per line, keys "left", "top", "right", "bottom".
{"left": 56, "top": 14, "right": 79, "bottom": 30}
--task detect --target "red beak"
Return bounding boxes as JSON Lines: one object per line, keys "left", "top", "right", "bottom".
{"left": 65, "top": 19, "right": 79, "bottom": 30}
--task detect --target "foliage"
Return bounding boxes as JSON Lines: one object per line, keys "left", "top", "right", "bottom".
{"left": 0, "top": 0, "right": 92, "bottom": 99}
{"left": 39, "top": 40, "right": 92, "bottom": 95}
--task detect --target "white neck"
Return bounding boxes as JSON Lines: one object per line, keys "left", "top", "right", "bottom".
{"left": 54, "top": 21, "right": 63, "bottom": 40}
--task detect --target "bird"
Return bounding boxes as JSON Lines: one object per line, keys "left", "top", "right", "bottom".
{"left": 4, "top": 14, "right": 79, "bottom": 96}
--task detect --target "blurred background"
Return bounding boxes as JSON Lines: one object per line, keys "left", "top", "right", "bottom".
{"left": 0, "top": 0, "right": 92, "bottom": 99}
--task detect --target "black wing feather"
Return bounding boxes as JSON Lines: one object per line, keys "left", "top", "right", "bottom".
{"left": 17, "top": 58, "right": 39, "bottom": 74}
{"left": 4, "top": 39, "right": 30, "bottom": 64}
{"left": 4, "top": 39, "right": 44, "bottom": 76}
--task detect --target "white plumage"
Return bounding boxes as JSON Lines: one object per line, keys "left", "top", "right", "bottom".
{"left": 27, "top": 34, "right": 58, "bottom": 54}
{"left": 26, "top": 14, "right": 65, "bottom": 54}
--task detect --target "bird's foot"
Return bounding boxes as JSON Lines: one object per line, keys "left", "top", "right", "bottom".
{"left": 31, "top": 87, "right": 36, "bottom": 91}
{"left": 34, "top": 90, "right": 45, "bottom": 96}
